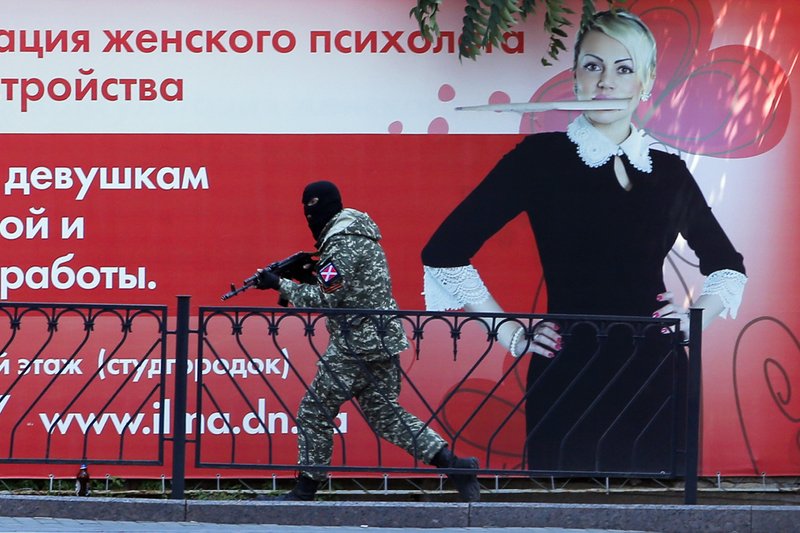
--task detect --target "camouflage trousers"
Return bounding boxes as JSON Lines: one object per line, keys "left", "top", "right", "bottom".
{"left": 296, "top": 345, "right": 446, "bottom": 481}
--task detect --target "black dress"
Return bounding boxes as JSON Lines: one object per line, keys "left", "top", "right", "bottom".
{"left": 422, "top": 132, "right": 746, "bottom": 474}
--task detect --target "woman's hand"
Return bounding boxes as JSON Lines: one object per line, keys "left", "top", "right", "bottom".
{"left": 654, "top": 291, "right": 690, "bottom": 340}
{"left": 464, "top": 296, "right": 562, "bottom": 358}
{"left": 511, "top": 320, "right": 562, "bottom": 358}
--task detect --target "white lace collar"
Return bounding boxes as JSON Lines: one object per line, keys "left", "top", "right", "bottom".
{"left": 566, "top": 114, "right": 652, "bottom": 173}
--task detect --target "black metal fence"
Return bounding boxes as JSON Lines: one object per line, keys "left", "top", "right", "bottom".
{"left": 0, "top": 296, "right": 701, "bottom": 503}
{"left": 0, "top": 302, "right": 169, "bottom": 467}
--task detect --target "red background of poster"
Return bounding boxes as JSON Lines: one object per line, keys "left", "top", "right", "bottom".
{"left": 1, "top": 0, "right": 799, "bottom": 479}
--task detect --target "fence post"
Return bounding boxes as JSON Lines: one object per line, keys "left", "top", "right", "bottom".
{"left": 684, "top": 307, "right": 703, "bottom": 505}
{"left": 170, "top": 295, "right": 191, "bottom": 500}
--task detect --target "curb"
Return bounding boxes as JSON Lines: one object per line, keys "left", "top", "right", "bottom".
{"left": 1, "top": 495, "right": 799, "bottom": 532}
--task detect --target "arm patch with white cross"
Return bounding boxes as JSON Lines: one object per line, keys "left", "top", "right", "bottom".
{"left": 317, "top": 258, "right": 344, "bottom": 293}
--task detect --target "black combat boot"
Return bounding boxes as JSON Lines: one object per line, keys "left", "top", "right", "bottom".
{"left": 431, "top": 446, "right": 481, "bottom": 502}
{"left": 263, "top": 474, "right": 319, "bottom": 501}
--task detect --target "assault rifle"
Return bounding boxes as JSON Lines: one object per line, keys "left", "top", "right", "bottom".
{"left": 221, "top": 251, "right": 318, "bottom": 305}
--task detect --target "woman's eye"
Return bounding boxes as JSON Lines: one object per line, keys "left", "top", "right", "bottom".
{"left": 618, "top": 65, "right": 634, "bottom": 74}
{"left": 583, "top": 62, "right": 601, "bottom": 72}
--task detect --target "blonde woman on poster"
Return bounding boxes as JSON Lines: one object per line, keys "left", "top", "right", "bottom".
{"left": 421, "top": 10, "right": 747, "bottom": 472}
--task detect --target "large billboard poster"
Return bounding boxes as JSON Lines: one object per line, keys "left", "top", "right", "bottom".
{"left": 1, "top": 0, "right": 798, "bottom": 479}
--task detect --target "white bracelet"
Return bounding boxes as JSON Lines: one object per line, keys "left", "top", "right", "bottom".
{"left": 509, "top": 325, "right": 526, "bottom": 358}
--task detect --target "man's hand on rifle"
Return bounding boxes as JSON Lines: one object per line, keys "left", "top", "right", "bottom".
{"left": 254, "top": 269, "right": 280, "bottom": 290}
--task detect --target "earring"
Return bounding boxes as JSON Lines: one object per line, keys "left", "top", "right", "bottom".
{"left": 640, "top": 92, "right": 651, "bottom": 102}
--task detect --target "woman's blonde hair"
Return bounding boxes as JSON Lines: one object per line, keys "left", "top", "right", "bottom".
{"left": 574, "top": 10, "right": 657, "bottom": 91}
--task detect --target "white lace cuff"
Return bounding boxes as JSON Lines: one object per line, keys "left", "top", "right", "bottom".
{"left": 422, "top": 265, "right": 490, "bottom": 311}
{"left": 700, "top": 269, "right": 748, "bottom": 319}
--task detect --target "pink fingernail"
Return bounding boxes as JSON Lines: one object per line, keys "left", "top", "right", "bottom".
{"left": 656, "top": 294, "right": 663, "bottom": 301}
{"left": 652, "top": 312, "right": 660, "bottom": 318}
{"left": 661, "top": 327, "right": 669, "bottom": 334}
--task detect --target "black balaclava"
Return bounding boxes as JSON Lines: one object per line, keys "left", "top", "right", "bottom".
{"left": 302, "top": 181, "right": 343, "bottom": 241}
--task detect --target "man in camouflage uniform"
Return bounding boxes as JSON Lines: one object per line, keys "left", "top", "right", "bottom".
{"left": 255, "top": 181, "right": 480, "bottom": 502}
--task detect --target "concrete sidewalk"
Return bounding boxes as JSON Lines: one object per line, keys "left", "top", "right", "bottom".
{"left": 1, "top": 495, "right": 799, "bottom": 532}
{"left": 0, "top": 520, "right": 649, "bottom": 533}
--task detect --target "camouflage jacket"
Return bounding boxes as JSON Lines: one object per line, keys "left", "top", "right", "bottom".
{"left": 278, "top": 208, "right": 409, "bottom": 359}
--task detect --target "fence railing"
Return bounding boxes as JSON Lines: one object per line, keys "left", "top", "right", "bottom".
{"left": 0, "top": 296, "right": 701, "bottom": 503}
{"left": 0, "top": 302, "right": 169, "bottom": 466}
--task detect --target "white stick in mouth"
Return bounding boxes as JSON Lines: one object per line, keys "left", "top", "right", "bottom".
{"left": 455, "top": 99, "right": 630, "bottom": 113}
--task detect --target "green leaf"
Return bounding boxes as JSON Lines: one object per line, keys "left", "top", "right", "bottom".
{"left": 410, "top": 0, "right": 622, "bottom": 61}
